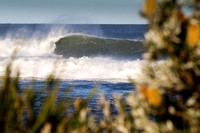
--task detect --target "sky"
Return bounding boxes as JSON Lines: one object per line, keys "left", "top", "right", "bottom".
{"left": 0, "top": 0, "right": 146, "bottom": 24}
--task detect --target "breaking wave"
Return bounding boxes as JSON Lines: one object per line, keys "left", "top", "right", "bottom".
{"left": 0, "top": 30, "right": 145, "bottom": 82}
{"left": 55, "top": 34, "right": 144, "bottom": 59}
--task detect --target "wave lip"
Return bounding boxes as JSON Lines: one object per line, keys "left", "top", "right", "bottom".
{"left": 54, "top": 34, "right": 144, "bottom": 59}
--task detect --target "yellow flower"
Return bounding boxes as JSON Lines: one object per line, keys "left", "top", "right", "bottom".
{"left": 146, "top": 88, "right": 162, "bottom": 107}
{"left": 187, "top": 20, "right": 200, "bottom": 46}
{"left": 144, "top": 0, "right": 156, "bottom": 14}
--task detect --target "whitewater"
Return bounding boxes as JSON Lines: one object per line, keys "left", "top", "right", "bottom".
{"left": 0, "top": 24, "right": 146, "bottom": 82}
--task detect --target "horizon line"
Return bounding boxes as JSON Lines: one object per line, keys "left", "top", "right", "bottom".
{"left": 0, "top": 23, "right": 148, "bottom": 25}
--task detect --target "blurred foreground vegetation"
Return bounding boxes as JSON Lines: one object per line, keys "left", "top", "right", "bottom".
{"left": 1, "top": 0, "right": 200, "bottom": 132}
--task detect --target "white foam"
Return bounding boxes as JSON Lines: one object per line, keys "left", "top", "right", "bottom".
{"left": 61, "top": 57, "right": 143, "bottom": 80}
{"left": 0, "top": 56, "right": 144, "bottom": 82}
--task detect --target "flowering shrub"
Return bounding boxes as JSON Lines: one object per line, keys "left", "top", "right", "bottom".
{"left": 129, "top": 0, "right": 200, "bottom": 132}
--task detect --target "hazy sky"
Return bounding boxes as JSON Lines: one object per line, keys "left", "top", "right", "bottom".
{"left": 0, "top": 0, "right": 146, "bottom": 24}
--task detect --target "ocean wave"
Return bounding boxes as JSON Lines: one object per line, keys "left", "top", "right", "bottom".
{"left": 0, "top": 28, "right": 145, "bottom": 82}
{"left": 55, "top": 34, "right": 144, "bottom": 59}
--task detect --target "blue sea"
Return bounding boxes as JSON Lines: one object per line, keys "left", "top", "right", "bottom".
{"left": 0, "top": 24, "right": 147, "bottom": 112}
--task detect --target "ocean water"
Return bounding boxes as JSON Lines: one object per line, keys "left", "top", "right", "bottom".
{"left": 0, "top": 24, "right": 147, "bottom": 111}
